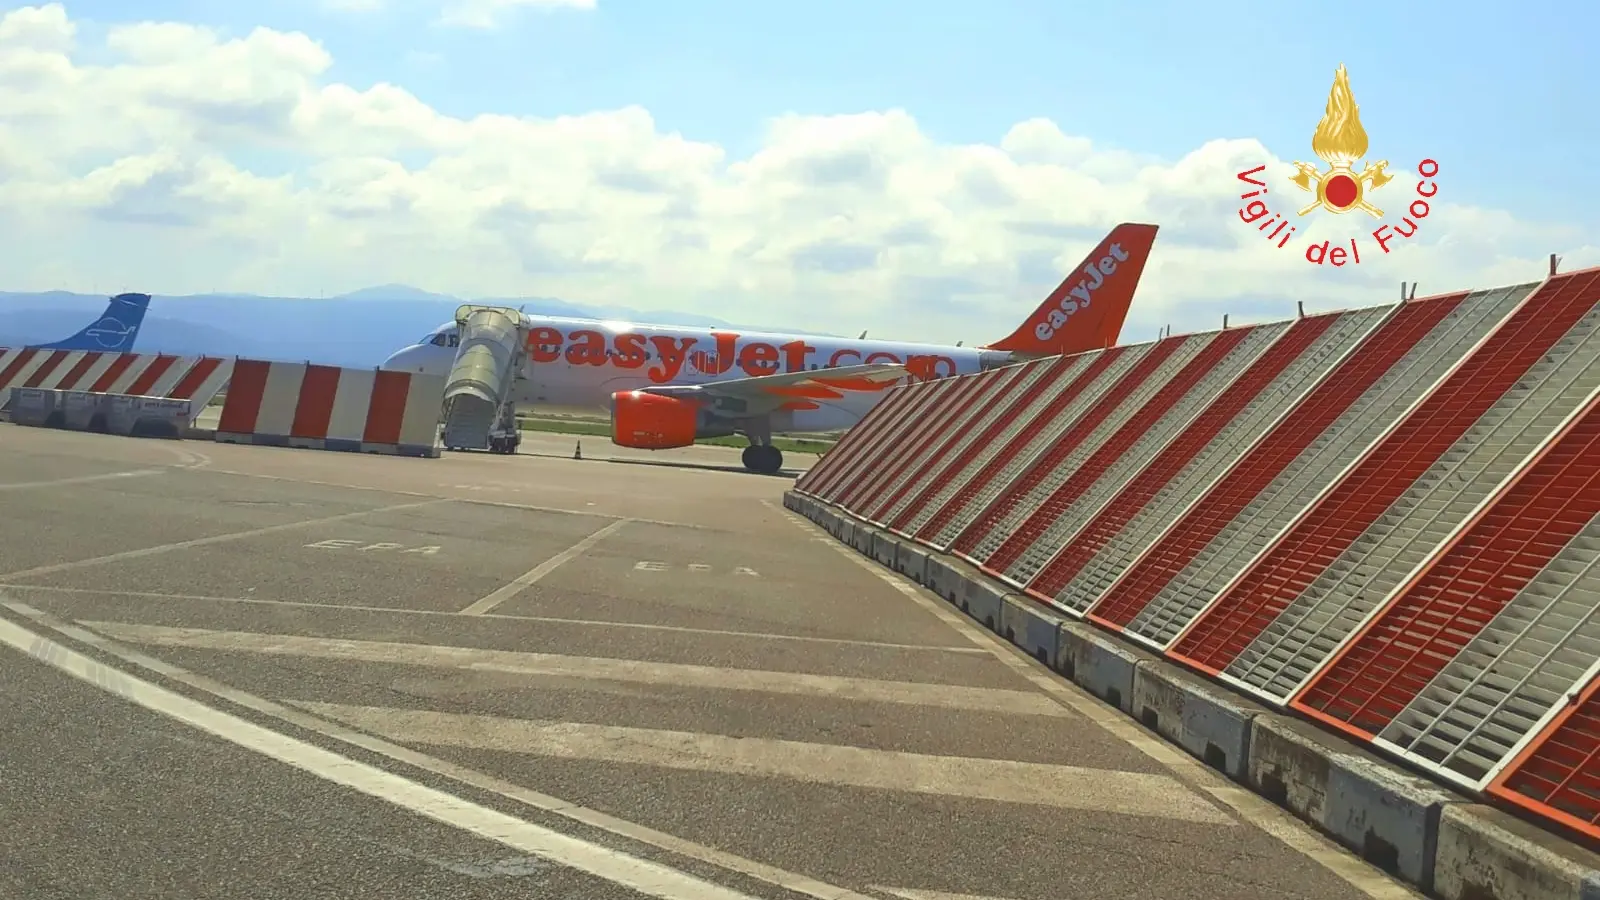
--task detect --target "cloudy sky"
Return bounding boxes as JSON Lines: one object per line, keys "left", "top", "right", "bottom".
{"left": 1, "top": 0, "right": 1593, "bottom": 346}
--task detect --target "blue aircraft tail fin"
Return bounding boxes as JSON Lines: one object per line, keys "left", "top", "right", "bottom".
{"left": 32, "top": 293, "right": 151, "bottom": 352}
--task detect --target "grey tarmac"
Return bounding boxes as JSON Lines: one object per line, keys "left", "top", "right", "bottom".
{"left": 0, "top": 424, "right": 1421, "bottom": 900}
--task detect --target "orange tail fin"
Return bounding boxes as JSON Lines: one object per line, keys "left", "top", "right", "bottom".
{"left": 982, "top": 222, "right": 1159, "bottom": 357}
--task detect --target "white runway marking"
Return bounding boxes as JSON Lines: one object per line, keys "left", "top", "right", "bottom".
{"left": 459, "top": 518, "right": 632, "bottom": 615}
{"left": 8, "top": 584, "right": 986, "bottom": 654}
{"left": 294, "top": 701, "right": 1233, "bottom": 823}
{"left": 0, "top": 469, "right": 164, "bottom": 491}
{"left": 81, "top": 622, "right": 1069, "bottom": 717}
{"left": 6, "top": 600, "right": 881, "bottom": 900}
{"left": 0, "top": 499, "right": 451, "bottom": 582}
{"left": 776, "top": 507, "right": 1424, "bottom": 900}
{"left": 202, "top": 467, "right": 707, "bottom": 529}
{"left": 871, "top": 887, "right": 1024, "bottom": 900}
{"left": 0, "top": 611, "right": 763, "bottom": 900}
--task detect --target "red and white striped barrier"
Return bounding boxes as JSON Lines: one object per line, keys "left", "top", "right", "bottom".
{"left": 0, "top": 349, "right": 232, "bottom": 420}
{"left": 213, "top": 360, "right": 444, "bottom": 457}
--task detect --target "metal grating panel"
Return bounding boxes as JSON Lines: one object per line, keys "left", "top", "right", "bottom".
{"left": 1234, "top": 309, "right": 1600, "bottom": 702}
{"left": 994, "top": 323, "right": 1289, "bottom": 587}
{"left": 1293, "top": 395, "right": 1600, "bottom": 790}
{"left": 859, "top": 364, "right": 1042, "bottom": 525}
{"left": 1174, "top": 274, "right": 1600, "bottom": 701}
{"left": 906, "top": 349, "right": 1139, "bottom": 544}
{"left": 797, "top": 380, "right": 928, "bottom": 497}
{"left": 1043, "top": 307, "right": 1390, "bottom": 613}
{"left": 834, "top": 371, "right": 998, "bottom": 511}
{"left": 847, "top": 365, "right": 1034, "bottom": 519}
{"left": 806, "top": 381, "right": 940, "bottom": 497}
{"left": 799, "top": 381, "right": 927, "bottom": 499}
{"left": 916, "top": 344, "right": 1152, "bottom": 549}
{"left": 808, "top": 377, "right": 964, "bottom": 503}
{"left": 881, "top": 356, "right": 1085, "bottom": 535}
{"left": 1093, "top": 287, "right": 1526, "bottom": 650}
{"left": 1490, "top": 667, "right": 1600, "bottom": 843}
{"left": 949, "top": 335, "right": 1209, "bottom": 563}
{"left": 1381, "top": 523, "right": 1600, "bottom": 789}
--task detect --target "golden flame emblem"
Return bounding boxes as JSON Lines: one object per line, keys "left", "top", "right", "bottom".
{"left": 1289, "top": 64, "right": 1394, "bottom": 218}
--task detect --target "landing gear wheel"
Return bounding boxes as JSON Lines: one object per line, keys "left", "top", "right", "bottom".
{"left": 741, "top": 444, "right": 783, "bottom": 475}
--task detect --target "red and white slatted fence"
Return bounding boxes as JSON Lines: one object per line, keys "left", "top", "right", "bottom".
{"left": 794, "top": 268, "right": 1600, "bottom": 845}
{"left": 0, "top": 348, "right": 233, "bottom": 421}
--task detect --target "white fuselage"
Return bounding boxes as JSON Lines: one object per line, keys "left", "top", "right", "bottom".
{"left": 382, "top": 315, "right": 1017, "bottom": 433}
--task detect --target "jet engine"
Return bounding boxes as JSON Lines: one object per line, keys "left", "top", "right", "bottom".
{"left": 610, "top": 390, "right": 700, "bottom": 449}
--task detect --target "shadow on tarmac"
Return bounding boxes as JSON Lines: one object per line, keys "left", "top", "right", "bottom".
{"left": 515, "top": 451, "right": 804, "bottom": 479}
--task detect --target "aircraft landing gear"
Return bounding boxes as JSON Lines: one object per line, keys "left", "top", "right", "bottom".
{"left": 741, "top": 444, "right": 784, "bottom": 475}
{"left": 739, "top": 418, "right": 783, "bottom": 475}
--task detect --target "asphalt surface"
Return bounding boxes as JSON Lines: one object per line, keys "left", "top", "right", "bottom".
{"left": 0, "top": 424, "right": 1422, "bottom": 900}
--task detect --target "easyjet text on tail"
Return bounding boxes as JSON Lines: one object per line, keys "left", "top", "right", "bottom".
{"left": 981, "top": 223, "right": 1158, "bottom": 357}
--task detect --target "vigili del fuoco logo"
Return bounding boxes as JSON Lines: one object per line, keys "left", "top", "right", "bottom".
{"left": 1236, "top": 64, "right": 1440, "bottom": 267}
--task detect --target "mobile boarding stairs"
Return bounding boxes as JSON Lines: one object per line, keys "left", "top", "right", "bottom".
{"left": 440, "top": 305, "right": 528, "bottom": 454}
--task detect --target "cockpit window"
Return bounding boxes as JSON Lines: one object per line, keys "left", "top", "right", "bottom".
{"left": 430, "top": 333, "right": 449, "bottom": 347}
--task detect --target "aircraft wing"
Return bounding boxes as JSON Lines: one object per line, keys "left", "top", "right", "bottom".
{"left": 636, "top": 362, "right": 909, "bottom": 417}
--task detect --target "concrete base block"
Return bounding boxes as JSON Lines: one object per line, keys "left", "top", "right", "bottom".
{"left": 1059, "top": 622, "right": 1151, "bottom": 715}
{"left": 1246, "top": 713, "right": 1463, "bottom": 892}
{"left": 1432, "top": 804, "right": 1600, "bottom": 900}
{"left": 1000, "top": 594, "right": 1065, "bottom": 670}
{"left": 961, "top": 575, "right": 1010, "bottom": 632}
{"left": 923, "top": 555, "right": 974, "bottom": 605}
{"left": 892, "top": 542, "right": 929, "bottom": 584}
{"left": 809, "top": 502, "right": 834, "bottom": 531}
{"left": 1247, "top": 714, "right": 1341, "bottom": 827}
{"left": 1132, "top": 663, "right": 1263, "bottom": 782}
{"left": 850, "top": 522, "right": 878, "bottom": 556}
{"left": 1326, "top": 753, "right": 1464, "bottom": 890}
{"left": 870, "top": 530, "right": 900, "bottom": 568}
{"left": 782, "top": 491, "right": 802, "bottom": 513}
{"left": 835, "top": 515, "right": 855, "bottom": 546}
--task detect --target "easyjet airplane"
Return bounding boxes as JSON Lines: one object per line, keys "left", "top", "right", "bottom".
{"left": 381, "top": 223, "right": 1158, "bottom": 473}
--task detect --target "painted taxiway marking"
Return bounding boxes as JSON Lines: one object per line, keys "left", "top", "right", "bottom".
{"left": 777, "top": 507, "right": 1424, "bottom": 900}
{"left": 293, "top": 701, "right": 1233, "bottom": 823}
{"left": 0, "top": 468, "right": 165, "bottom": 491}
{"left": 871, "top": 887, "right": 1024, "bottom": 900}
{"left": 0, "top": 499, "right": 451, "bottom": 582}
{"left": 459, "top": 518, "right": 632, "bottom": 615}
{"left": 201, "top": 467, "right": 707, "bottom": 529}
{"left": 10, "top": 584, "right": 985, "bottom": 654}
{"left": 0, "top": 611, "right": 760, "bottom": 900}
{"left": 81, "top": 622, "right": 1068, "bottom": 717}
{"left": 8, "top": 600, "right": 879, "bottom": 900}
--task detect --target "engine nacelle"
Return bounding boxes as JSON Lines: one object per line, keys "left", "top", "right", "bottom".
{"left": 610, "top": 390, "right": 700, "bottom": 449}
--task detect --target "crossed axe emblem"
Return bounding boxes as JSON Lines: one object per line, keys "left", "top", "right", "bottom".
{"left": 1288, "top": 159, "right": 1395, "bottom": 218}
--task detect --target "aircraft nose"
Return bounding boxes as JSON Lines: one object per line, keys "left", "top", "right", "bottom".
{"left": 381, "top": 346, "right": 422, "bottom": 372}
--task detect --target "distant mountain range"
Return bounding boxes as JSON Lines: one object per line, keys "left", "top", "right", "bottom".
{"left": 0, "top": 285, "right": 840, "bottom": 368}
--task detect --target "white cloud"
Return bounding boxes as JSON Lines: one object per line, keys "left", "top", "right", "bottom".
{"left": 0, "top": 3, "right": 1593, "bottom": 344}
